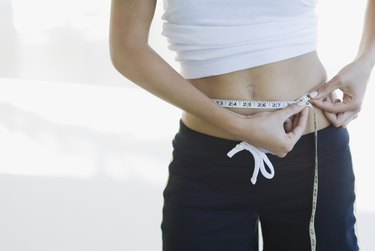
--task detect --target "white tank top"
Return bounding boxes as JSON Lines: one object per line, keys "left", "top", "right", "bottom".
{"left": 161, "top": 0, "right": 319, "bottom": 79}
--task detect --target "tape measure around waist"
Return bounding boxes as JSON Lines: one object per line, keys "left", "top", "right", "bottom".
{"left": 213, "top": 94, "right": 318, "bottom": 251}
{"left": 212, "top": 94, "right": 311, "bottom": 109}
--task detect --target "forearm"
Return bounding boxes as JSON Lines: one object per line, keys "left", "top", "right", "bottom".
{"left": 356, "top": 0, "right": 375, "bottom": 68}
{"left": 109, "top": 0, "right": 248, "bottom": 139}
{"left": 110, "top": 42, "right": 244, "bottom": 137}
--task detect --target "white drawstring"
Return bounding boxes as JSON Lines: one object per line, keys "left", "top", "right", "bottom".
{"left": 217, "top": 94, "right": 318, "bottom": 251}
{"left": 227, "top": 142, "right": 275, "bottom": 184}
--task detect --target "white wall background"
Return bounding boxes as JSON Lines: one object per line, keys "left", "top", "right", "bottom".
{"left": 0, "top": 0, "right": 374, "bottom": 250}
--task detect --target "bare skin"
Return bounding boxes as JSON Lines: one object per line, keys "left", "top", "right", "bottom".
{"left": 183, "top": 51, "right": 330, "bottom": 141}
{"left": 109, "top": 0, "right": 374, "bottom": 157}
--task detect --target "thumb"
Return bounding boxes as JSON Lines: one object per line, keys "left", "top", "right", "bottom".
{"left": 308, "top": 77, "right": 339, "bottom": 100}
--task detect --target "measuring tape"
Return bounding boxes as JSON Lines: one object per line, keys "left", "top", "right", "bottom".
{"left": 213, "top": 94, "right": 318, "bottom": 251}
{"left": 212, "top": 94, "right": 311, "bottom": 109}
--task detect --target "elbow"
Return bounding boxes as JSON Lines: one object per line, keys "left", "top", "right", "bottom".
{"left": 110, "top": 47, "right": 134, "bottom": 79}
{"left": 110, "top": 55, "right": 123, "bottom": 76}
{"left": 109, "top": 39, "right": 146, "bottom": 78}
{"left": 109, "top": 34, "right": 130, "bottom": 73}
{"left": 109, "top": 43, "right": 127, "bottom": 74}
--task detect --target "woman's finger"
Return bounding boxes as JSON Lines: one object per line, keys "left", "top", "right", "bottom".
{"left": 283, "top": 117, "right": 293, "bottom": 133}
{"left": 310, "top": 99, "right": 355, "bottom": 113}
{"left": 286, "top": 106, "right": 309, "bottom": 141}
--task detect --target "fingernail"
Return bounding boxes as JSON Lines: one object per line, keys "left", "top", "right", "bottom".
{"left": 308, "top": 91, "right": 318, "bottom": 98}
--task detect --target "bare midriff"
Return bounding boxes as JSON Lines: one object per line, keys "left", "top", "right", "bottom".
{"left": 182, "top": 51, "right": 332, "bottom": 140}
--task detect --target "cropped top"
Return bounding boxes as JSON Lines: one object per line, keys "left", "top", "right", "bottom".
{"left": 161, "top": 0, "right": 319, "bottom": 79}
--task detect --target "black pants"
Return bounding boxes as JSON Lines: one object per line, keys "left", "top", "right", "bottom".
{"left": 162, "top": 121, "right": 359, "bottom": 251}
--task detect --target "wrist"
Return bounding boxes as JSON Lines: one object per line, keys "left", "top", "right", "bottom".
{"left": 223, "top": 111, "right": 257, "bottom": 142}
{"left": 355, "top": 51, "right": 375, "bottom": 70}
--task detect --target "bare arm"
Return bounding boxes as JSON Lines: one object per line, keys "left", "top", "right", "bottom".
{"left": 109, "top": 0, "right": 239, "bottom": 134}
{"left": 310, "top": 0, "right": 375, "bottom": 126}
{"left": 357, "top": 0, "right": 375, "bottom": 66}
{"left": 109, "top": 0, "right": 308, "bottom": 157}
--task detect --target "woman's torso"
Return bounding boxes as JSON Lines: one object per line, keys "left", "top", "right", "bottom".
{"left": 162, "top": 0, "right": 328, "bottom": 140}
{"left": 183, "top": 51, "right": 331, "bottom": 140}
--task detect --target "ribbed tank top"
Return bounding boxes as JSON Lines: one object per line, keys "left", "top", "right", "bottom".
{"left": 161, "top": 0, "right": 319, "bottom": 79}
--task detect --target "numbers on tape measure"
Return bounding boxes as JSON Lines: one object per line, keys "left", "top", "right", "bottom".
{"left": 212, "top": 99, "right": 298, "bottom": 109}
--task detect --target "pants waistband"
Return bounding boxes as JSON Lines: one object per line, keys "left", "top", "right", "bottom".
{"left": 172, "top": 120, "right": 349, "bottom": 167}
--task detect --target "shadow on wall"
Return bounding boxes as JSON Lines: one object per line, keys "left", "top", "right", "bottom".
{"left": 0, "top": 101, "right": 173, "bottom": 251}
{"left": 0, "top": 0, "right": 170, "bottom": 87}
{"left": 0, "top": 0, "right": 19, "bottom": 77}
{"left": 0, "top": 100, "right": 175, "bottom": 180}
{"left": 0, "top": 0, "right": 129, "bottom": 87}
{"left": 0, "top": 97, "right": 174, "bottom": 251}
{"left": 0, "top": 173, "right": 164, "bottom": 251}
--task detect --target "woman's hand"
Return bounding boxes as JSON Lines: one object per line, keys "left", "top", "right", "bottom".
{"left": 235, "top": 104, "right": 309, "bottom": 157}
{"left": 308, "top": 57, "right": 373, "bottom": 127}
